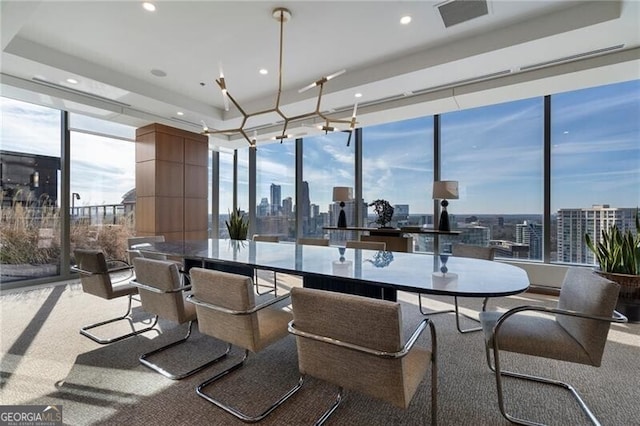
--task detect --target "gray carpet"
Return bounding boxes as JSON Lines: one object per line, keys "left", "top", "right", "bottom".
{"left": 1, "top": 281, "right": 639, "bottom": 426}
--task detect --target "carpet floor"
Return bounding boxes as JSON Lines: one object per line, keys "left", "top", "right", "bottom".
{"left": 1, "top": 277, "right": 638, "bottom": 425}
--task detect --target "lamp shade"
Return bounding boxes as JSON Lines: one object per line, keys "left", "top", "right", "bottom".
{"left": 333, "top": 186, "right": 353, "bottom": 202}
{"left": 432, "top": 181, "right": 459, "bottom": 200}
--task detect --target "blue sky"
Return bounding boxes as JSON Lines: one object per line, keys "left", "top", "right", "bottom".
{"left": 2, "top": 79, "right": 639, "bottom": 215}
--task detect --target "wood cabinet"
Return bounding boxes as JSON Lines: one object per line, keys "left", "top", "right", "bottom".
{"left": 135, "top": 123, "right": 208, "bottom": 241}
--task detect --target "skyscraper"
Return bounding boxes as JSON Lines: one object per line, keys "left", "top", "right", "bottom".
{"left": 270, "top": 183, "right": 281, "bottom": 216}
{"left": 516, "top": 221, "right": 543, "bottom": 260}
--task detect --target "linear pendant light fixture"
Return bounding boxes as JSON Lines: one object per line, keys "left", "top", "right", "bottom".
{"left": 201, "top": 7, "right": 358, "bottom": 147}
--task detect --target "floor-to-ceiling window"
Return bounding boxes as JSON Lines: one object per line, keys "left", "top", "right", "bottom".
{"left": 218, "top": 148, "right": 235, "bottom": 238}
{"left": 362, "top": 116, "right": 434, "bottom": 251}
{"left": 301, "top": 132, "right": 355, "bottom": 242}
{"left": 440, "top": 98, "right": 544, "bottom": 259}
{"left": 552, "top": 79, "right": 640, "bottom": 266}
{"left": 69, "top": 114, "right": 136, "bottom": 263}
{"left": 255, "top": 140, "right": 295, "bottom": 241}
{"left": 1, "top": 98, "right": 62, "bottom": 285}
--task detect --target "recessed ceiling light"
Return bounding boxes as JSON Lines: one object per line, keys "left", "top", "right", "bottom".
{"left": 354, "top": 93, "right": 362, "bottom": 98}
{"left": 150, "top": 69, "right": 167, "bottom": 77}
{"left": 176, "top": 111, "right": 184, "bottom": 116}
{"left": 400, "top": 15, "right": 412, "bottom": 25}
{"left": 66, "top": 78, "right": 78, "bottom": 84}
{"left": 142, "top": 2, "right": 156, "bottom": 12}
{"left": 259, "top": 68, "right": 268, "bottom": 75}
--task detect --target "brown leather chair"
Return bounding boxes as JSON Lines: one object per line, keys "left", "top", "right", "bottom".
{"left": 72, "top": 249, "right": 157, "bottom": 344}
{"left": 480, "top": 267, "right": 627, "bottom": 425}
{"left": 289, "top": 287, "right": 438, "bottom": 425}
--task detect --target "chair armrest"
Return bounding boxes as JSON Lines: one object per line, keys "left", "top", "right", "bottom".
{"left": 129, "top": 280, "right": 192, "bottom": 294}
{"left": 287, "top": 318, "right": 436, "bottom": 359}
{"left": 186, "top": 292, "right": 291, "bottom": 315}
{"left": 71, "top": 262, "right": 134, "bottom": 276}
{"left": 492, "top": 305, "right": 628, "bottom": 337}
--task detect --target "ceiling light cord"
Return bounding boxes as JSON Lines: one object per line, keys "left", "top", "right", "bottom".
{"left": 202, "top": 7, "right": 357, "bottom": 147}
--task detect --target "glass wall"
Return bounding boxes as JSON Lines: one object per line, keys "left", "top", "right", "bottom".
{"left": 218, "top": 149, "right": 235, "bottom": 238}
{"left": 1, "top": 98, "right": 62, "bottom": 285}
{"left": 552, "top": 79, "right": 640, "bottom": 265}
{"left": 69, "top": 115, "right": 136, "bottom": 262}
{"left": 440, "top": 98, "right": 544, "bottom": 258}
{"left": 255, "top": 140, "right": 295, "bottom": 241}
{"left": 301, "top": 132, "right": 355, "bottom": 242}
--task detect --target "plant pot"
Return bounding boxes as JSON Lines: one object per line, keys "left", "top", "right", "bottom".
{"left": 594, "top": 271, "right": 640, "bottom": 323}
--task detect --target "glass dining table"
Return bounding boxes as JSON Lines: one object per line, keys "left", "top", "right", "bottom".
{"left": 137, "top": 238, "right": 530, "bottom": 302}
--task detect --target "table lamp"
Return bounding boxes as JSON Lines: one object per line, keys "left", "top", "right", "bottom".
{"left": 333, "top": 186, "right": 353, "bottom": 228}
{"left": 432, "top": 180, "right": 459, "bottom": 232}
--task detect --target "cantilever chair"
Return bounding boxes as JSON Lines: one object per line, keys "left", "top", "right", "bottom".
{"left": 128, "top": 235, "right": 189, "bottom": 284}
{"left": 72, "top": 249, "right": 157, "bottom": 344}
{"left": 187, "top": 268, "right": 303, "bottom": 422}
{"left": 479, "top": 267, "right": 627, "bottom": 425}
{"left": 297, "top": 237, "right": 330, "bottom": 246}
{"left": 252, "top": 234, "right": 280, "bottom": 296}
{"left": 130, "top": 258, "right": 228, "bottom": 379}
{"left": 345, "top": 240, "right": 387, "bottom": 250}
{"left": 419, "top": 243, "right": 496, "bottom": 333}
{"left": 288, "top": 287, "right": 438, "bottom": 425}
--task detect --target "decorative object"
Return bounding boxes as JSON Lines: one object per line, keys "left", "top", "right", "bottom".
{"left": 201, "top": 7, "right": 358, "bottom": 147}
{"left": 365, "top": 250, "right": 394, "bottom": 268}
{"left": 432, "top": 181, "right": 459, "bottom": 232}
{"left": 226, "top": 208, "right": 249, "bottom": 240}
{"left": 369, "top": 199, "right": 394, "bottom": 228}
{"left": 585, "top": 211, "right": 640, "bottom": 322}
{"left": 333, "top": 187, "right": 353, "bottom": 228}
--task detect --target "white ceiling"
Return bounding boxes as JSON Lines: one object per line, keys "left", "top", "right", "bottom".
{"left": 1, "top": 1, "right": 639, "bottom": 149}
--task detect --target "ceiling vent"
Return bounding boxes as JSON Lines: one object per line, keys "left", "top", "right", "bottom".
{"left": 437, "top": 0, "right": 488, "bottom": 28}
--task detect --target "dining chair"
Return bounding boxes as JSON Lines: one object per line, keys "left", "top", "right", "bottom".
{"left": 419, "top": 243, "right": 496, "bottom": 333}
{"left": 345, "top": 240, "right": 386, "bottom": 250}
{"left": 186, "top": 268, "right": 303, "bottom": 422}
{"left": 252, "top": 234, "right": 280, "bottom": 296}
{"left": 297, "top": 237, "right": 330, "bottom": 246}
{"left": 127, "top": 235, "right": 189, "bottom": 284}
{"left": 130, "top": 258, "right": 228, "bottom": 379}
{"left": 479, "top": 267, "right": 627, "bottom": 425}
{"left": 72, "top": 249, "right": 157, "bottom": 344}
{"left": 288, "top": 287, "right": 438, "bottom": 425}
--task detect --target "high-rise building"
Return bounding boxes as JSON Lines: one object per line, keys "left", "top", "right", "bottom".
{"left": 257, "top": 197, "right": 269, "bottom": 217}
{"left": 282, "top": 197, "right": 293, "bottom": 217}
{"left": 270, "top": 183, "right": 281, "bottom": 216}
{"left": 516, "top": 221, "right": 543, "bottom": 260}
{"left": 557, "top": 205, "right": 638, "bottom": 264}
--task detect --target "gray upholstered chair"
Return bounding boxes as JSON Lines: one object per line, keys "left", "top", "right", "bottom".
{"left": 128, "top": 235, "right": 189, "bottom": 284}
{"left": 186, "top": 268, "right": 302, "bottom": 422}
{"left": 297, "top": 237, "right": 330, "bottom": 246}
{"left": 288, "top": 287, "right": 438, "bottom": 425}
{"left": 130, "top": 258, "right": 228, "bottom": 379}
{"left": 72, "top": 249, "right": 157, "bottom": 344}
{"left": 252, "top": 234, "right": 280, "bottom": 296}
{"left": 419, "top": 243, "right": 496, "bottom": 333}
{"left": 345, "top": 240, "right": 387, "bottom": 250}
{"left": 479, "top": 267, "right": 627, "bottom": 425}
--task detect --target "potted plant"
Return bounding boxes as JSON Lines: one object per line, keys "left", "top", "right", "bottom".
{"left": 585, "top": 211, "right": 640, "bottom": 322}
{"left": 369, "top": 199, "right": 394, "bottom": 228}
{"left": 226, "top": 208, "right": 249, "bottom": 240}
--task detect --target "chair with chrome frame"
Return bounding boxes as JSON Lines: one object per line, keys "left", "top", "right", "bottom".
{"left": 288, "top": 287, "right": 438, "bottom": 425}
{"left": 345, "top": 240, "right": 386, "bottom": 250}
{"left": 297, "top": 237, "right": 330, "bottom": 246}
{"left": 479, "top": 267, "right": 627, "bottom": 425}
{"left": 127, "top": 235, "right": 190, "bottom": 284}
{"left": 252, "top": 234, "right": 280, "bottom": 296}
{"left": 72, "top": 249, "right": 158, "bottom": 344}
{"left": 130, "top": 258, "right": 229, "bottom": 379}
{"left": 186, "top": 268, "right": 303, "bottom": 422}
{"left": 418, "top": 243, "right": 496, "bottom": 333}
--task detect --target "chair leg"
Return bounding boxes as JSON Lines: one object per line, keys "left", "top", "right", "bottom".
{"left": 254, "top": 270, "right": 278, "bottom": 296}
{"left": 196, "top": 348, "right": 304, "bottom": 423}
{"left": 418, "top": 295, "right": 487, "bottom": 334}
{"left": 315, "top": 386, "right": 344, "bottom": 426}
{"left": 139, "top": 320, "right": 230, "bottom": 380}
{"left": 491, "top": 343, "right": 602, "bottom": 426}
{"left": 80, "top": 294, "right": 159, "bottom": 344}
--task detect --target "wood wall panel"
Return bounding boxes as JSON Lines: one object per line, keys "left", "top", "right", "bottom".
{"left": 135, "top": 132, "right": 156, "bottom": 162}
{"left": 156, "top": 161, "right": 184, "bottom": 197}
{"left": 184, "top": 165, "right": 207, "bottom": 198}
{"left": 135, "top": 160, "right": 155, "bottom": 197}
{"left": 156, "top": 132, "right": 184, "bottom": 162}
{"left": 184, "top": 198, "right": 208, "bottom": 231}
{"left": 155, "top": 197, "right": 184, "bottom": 233}
{"left": 135, "top": 197, "right": 156, "bottom": 233}
{"left": 184, "top": 138, "right": 208, "bottom": 166}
